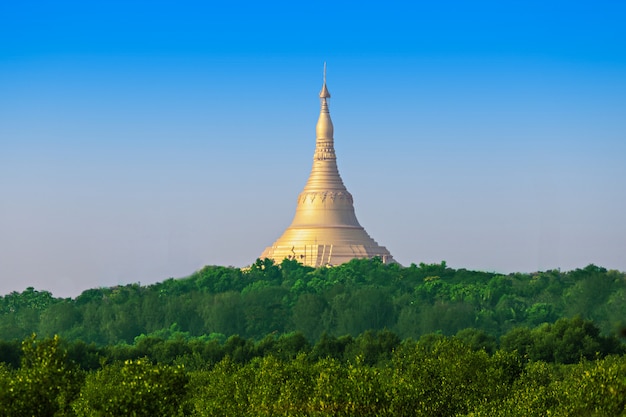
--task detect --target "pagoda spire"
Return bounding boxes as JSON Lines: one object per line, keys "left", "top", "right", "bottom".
{"left": 260, "top": 65, "right": 395, "bottom": 267}
{"left": 319, "top": 62, "right": 330, "bottom": 98}
{"left": 308, "top": 64, "right": 343, "bottom": 191}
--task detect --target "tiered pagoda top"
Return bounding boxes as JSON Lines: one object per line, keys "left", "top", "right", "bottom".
{"left": 260, "top": 66, "right": 395, "bottom": 267}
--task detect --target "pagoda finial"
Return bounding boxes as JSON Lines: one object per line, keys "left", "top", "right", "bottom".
{"left": 319, "top": 62, "right": 331, "bottom": 98}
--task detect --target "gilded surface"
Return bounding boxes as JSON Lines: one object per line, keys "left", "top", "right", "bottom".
{"left": 260, "top": 70, "right": 395, "bottom": 267}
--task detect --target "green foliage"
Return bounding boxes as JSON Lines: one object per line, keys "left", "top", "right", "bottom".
{"left": 388, "top": 338, "right": 516, "bottom": 416}
{"left": 0, "top": 335, "right": 83, "bottom": 416}
{"left": 558, "top": 355, "right": 626, "bottom": 416}
{"left": 72, "top": 359, "right": 189, "bottom": 416}
{"left": 0, "top": 339, "right": 20, "bottom": 368}
{"left": 455, "top": 327, "right": 498, "bottom": 353}
{"left": 310, "top": 356, "right": 387, "bottom": 416}
{"left": 1, "top": 262, "right": 625, "bottom": 352}
{"left": 310, "top": 333, "right": 354, "bottom": 362}
{"left": 500, "top": 316, "right": 624, "bottom": 364}
{"left": 345, "top": 329, "right": 401, "bottom": 365}
{"left": 469, "top": 360, "right": 561, "bottom": 416}
{"left": 0, "top": 333, "right": 625, "bottom": 416}
{"left": 292, "top": 292, "right": 329, "bottom": 340}
{"left": 188, "top": 356, "right": 251, "bottom": 416}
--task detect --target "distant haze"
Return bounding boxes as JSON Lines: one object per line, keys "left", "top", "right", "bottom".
{"left": 1, "top": 1, "right": 625, "bottom": 297}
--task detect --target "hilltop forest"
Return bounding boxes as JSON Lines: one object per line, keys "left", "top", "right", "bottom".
{"left": 1, "top": 259, "right": 625, "bottom": 345}
{"left": 1, "top": 259, "right": 626, "bottom": 416}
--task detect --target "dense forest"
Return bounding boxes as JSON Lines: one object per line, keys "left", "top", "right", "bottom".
{"left": 1, "top": 259, "right": 625, "bottom": 344}
{"left": 0, "top": 327, "right": 625, "bottom": 416}
{"left": 1, "top": 259, "right": 625, "bottom": 415}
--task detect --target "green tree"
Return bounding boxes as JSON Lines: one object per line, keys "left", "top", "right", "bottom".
{"left": 242, "top": 286, "right": 290, "bottom": 338}
{"left": 501, "top": 317, "right": 624, "bottom": 364}
{"left": 72, "top": 359, "right": 189, "bottom": 416}
{"left": 333, "top": 286, "right": 395, "bottom": 336}
{"left": 202, "top": 291, "right": 246, "bottom": 336}
{"left": 0, "top": 335, "right": 83, "bottom": 417}
{"left": 455, "top": 327, "right": 498, "bottom": 353}
{"left": 38, "top": 302, "right": 82, "bottom": 338}
{"left": 558, "top": 355, "right": 626, "bottom": 416}
{"left": 388, "top": 337, "right": 512, "bottom": 416}
{"left": 291, "top": 292, "right": 328, "bottom": 341}
{"left": 470, "top": 360, "right": 560, "bottom": 417}
{"left": 345, "top": 329, "right": 401, "bottom": 365}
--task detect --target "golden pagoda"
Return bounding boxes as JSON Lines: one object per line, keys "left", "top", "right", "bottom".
{"left": 260, "top": 65, "right": 395, "bottom": 267}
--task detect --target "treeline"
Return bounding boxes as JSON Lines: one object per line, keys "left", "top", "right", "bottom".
{"left": 1, "top": 329, "right": 625, "bottom": 416}
{"left": 0, "top": 317, "right": 622, "bottom": 371}
{"left": 1, "top": 259, "right": 625, "bottom": 344}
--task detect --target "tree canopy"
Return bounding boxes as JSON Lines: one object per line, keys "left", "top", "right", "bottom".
{"left": 1, "top": 260, "right": 625, "bottom": 415}
{"left": 1, "top": 260, "right": 624, "bottom": 345}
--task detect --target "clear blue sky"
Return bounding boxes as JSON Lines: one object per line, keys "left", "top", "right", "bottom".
{"left": 1, "top": 1, "right": 625, "bottom": 297}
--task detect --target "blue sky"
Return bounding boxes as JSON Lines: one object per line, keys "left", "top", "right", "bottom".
{"left": 1, "top": 1, "right": 625, "bottom": 297}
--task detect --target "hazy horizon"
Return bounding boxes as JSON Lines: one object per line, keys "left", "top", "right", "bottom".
{"left": 2, "top": 1, "right": 625, "bottom": 297}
